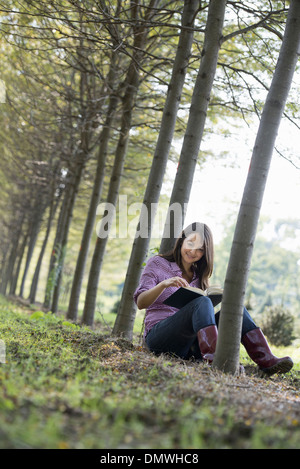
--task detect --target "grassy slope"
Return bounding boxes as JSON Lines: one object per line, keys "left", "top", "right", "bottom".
{"left": 0, "top": 295, "right": 299, "bottom": 449}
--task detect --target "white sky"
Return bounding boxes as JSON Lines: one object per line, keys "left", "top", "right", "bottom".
{"left": 163, "top": 118, "right": 300, "bottom": 246}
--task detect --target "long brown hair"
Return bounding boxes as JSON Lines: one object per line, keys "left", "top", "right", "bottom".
{"left": 160, "top": 222, "right": 214, "bottom": 289}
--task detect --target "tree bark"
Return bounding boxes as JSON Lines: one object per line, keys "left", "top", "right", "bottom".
{"left": 213, "top": 0, "right": 300, "bottom": 374}
{"left": 51, "top": 154, "right": 87, "bottom": 313}
{"left": 1, "top": 212, "right": 26, "bottom": 295}
{"left": 9, "top": 232, "right": 28, "bottom": 296}
{"left": 19, "top": 203, "right": 44, "bottom": 297}
{"left": 112, "top": 0, "right": 199, "bottom": 339}
{"left": 28, "top": 183, "right": 60, "bottom": 304}
{"left": 44, "top": 189, "right": 68, "bottom": 309}
{"left": 81, "top": 0, "right": 160, "bottom": 327}
{"left": 66, "top": 64, "right": 120, "bottom": 321}
{"left": 159, "top": 0, "right": 227, "bottom": 254}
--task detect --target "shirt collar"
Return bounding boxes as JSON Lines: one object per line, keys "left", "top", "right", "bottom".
{"left": 169, "top": 261, "right": 197, "bottom": 281}
{"left": 169, "top": 261, "right": 182, "bottom": 274}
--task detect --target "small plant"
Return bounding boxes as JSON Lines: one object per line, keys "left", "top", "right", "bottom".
{"left": 261, "top": 305, "right": 295, "bottom": 347}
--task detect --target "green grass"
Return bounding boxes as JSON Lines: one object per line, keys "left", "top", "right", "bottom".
{"left": 0, "top": 294, "right": 299, "bottom": 449}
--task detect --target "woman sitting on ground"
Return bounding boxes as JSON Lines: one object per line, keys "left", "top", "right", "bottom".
{"left": 134, "top": 222, "right": 293, "bottom": 376}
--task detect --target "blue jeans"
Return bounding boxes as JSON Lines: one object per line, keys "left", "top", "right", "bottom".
{"left": 145, "top": 296, "right": 257, "bottom": 359}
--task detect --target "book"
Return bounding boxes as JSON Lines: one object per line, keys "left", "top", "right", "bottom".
{"left": 163, "top": 285, "right": 223, "bottom": 309}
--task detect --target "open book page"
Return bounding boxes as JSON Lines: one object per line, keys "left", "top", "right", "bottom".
{"left": 185, "top": 285, "right": 223, "bottom": 296}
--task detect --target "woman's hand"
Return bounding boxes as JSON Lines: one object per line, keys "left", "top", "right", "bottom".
{"left": 136, "top": 276, "right": 188, "bottom": 310}
{"left": 161, "top": 277, "right": 189, "bottom": 289}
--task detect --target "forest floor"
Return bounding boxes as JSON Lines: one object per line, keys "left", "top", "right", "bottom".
{"left": 0, "top": 294, "right": 299, "bottom": 450}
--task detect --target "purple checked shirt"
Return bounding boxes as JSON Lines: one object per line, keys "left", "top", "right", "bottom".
{"left": 133, "top": 255, "right": 200, "bottom": 337}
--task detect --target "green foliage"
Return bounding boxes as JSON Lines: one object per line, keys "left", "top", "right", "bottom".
{"left": 261, "top": 305, "right": 296, "bottom": 347}
{"left": 212, "top": 217, "right": 300, "bottom": 318}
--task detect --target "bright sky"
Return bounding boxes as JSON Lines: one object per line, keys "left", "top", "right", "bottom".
{"left": 164, "top": 118, "right": 300, "bottom": 246}
{"left": 185, "top": 153, "right": 300, "bottom": 243}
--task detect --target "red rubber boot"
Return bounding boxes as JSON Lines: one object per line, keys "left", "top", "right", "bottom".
{"left": 242, "top": 328, "right": 293, "bottom": 376}
{"left": 197, "top": 325, "right": 218, "bottom": 364}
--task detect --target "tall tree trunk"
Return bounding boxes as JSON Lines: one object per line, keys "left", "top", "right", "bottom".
{"left": 43, "top": 191, "right": 67, "bottom": 309}
{"left": 66, "top": 73, "right": 119, "bottom": 321}
{"left": 213, "top": 0, "right": 300, "bottom": 375}
{"left": 19, "top": 205, "right": 44, "bottom": 297}
{"left": 112, "top": 0, "right": 199, "bottom": 339}
{"left": 9, "top": 232, "right": 28, "bottom": 296}
{"left": 81, "top": 64, "right": 139, "bottom": 326}
{"left": 81, "top": 0, "right": 160, "bottom": 327}
{"left": 159, "top": 0, "right": 227, "bottom": 254}
{"left": 46, "top": 35, "right": 96, "bottom": 312}
{"left": 28, "top": 191, "right": 60, "bottom": 304}
{"left": 51, "top": 154, "right": 87, "bottom": 313}
{"left": 0, "top": 211, "right": 25, "bottom": 295}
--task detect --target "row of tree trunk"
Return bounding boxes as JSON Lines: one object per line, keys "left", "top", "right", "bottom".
{"left": 1, "top": 0, "right": 299, "bottom": 373}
